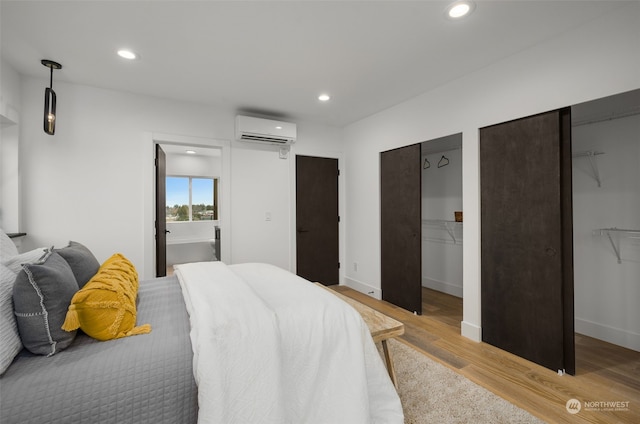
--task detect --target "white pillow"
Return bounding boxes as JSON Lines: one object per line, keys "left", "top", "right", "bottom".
{"left": 0, "top": 263, "right": 22, "bottom": 374}
{"left": 0, "top": 229, "right": 19, "bottom": 260}
{"left": 2, "top": 247, "right": 49, "bottom": 274}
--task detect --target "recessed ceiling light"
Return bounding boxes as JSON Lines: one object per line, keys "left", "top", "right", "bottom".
{"left": 185, "top": 150, "right": 196, "bottom": 154}
{"left": 275, "top": 126, "right": 283, "bottom": 130}
{"left": 318, "top": 94, "right": 331, "bottom": 102}
{"left": 117, "top": 49, "right": 138, "bottom": 60}
{"left": 446, "top": 1, "right": 475, "bottom": 19}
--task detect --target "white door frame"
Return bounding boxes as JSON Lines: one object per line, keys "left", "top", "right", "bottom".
{"left": 143, "top": 132, "right": 231, "bottom": 279}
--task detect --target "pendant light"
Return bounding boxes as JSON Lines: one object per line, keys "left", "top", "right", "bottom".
{"left": 41, "top": 59, "right": 62, "bottom": 135}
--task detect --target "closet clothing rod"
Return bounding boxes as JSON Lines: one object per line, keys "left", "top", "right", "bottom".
{"left": 572, "top": 150, "right": 604, "bottom": 158}
{"left": 421, "top": 146, "right": 461, "bottom": 156}
{"left": 572, "top": 107, "right": 640, "bottom": 127}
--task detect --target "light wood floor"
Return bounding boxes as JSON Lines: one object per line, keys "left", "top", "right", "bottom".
{"left": 332, "top": 286, "right": 640, "bottom": 424}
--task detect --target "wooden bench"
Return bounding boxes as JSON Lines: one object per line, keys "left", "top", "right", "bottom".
{"left": 315, "top": 283, "right": 405, "bottom": 387}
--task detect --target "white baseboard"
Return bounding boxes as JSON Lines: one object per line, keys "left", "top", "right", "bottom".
{"left": 575, "top": 317, "right": 640, "bottom": 352}
{"left": 461, "top": 320, "right": 482, "bottom": 342}
{"left": 422, "top": 277, "right": 463, "bottom": 298}
{"left": 343, "top": 277, "right": 381, "bottom": 300}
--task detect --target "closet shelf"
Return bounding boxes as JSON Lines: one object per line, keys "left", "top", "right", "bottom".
{"left": 573, "top": 150, "right": 604, "bottom": 187}
{"left": 422, "top": 219, "right": 462, "bottom": 244}
{"left": 594, "top": 227, "right": 640, "bottom": 264}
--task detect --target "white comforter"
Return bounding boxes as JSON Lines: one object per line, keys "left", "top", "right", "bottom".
{"left": 174, "top": 262, "right": 403, "bottom": 424}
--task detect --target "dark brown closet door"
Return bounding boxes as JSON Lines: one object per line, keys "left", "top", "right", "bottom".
{"left": 296, "top": 155, "right": 339, "bottom": 285}
{"left": 380, "top": 144, "right": 422, "bottom": 314}
{"left": 155, "top": 144, "right": 167, "bottom": 277}
{"left": 480, "top": 108, "right": 574, "bottom": 374}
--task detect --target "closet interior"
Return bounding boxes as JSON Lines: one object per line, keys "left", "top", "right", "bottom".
{"left": 421, "top": 133, "right": 463, "bottom": 299}
{"left": 571, "top": 89, "right": 640, "bottom": 353}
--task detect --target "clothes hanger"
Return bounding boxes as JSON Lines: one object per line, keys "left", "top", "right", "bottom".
{"left": 423, "top": 157, "right": 431, "bottom": 169}
{"left": 437, "top": 155, "right": 449, "bottom": 168}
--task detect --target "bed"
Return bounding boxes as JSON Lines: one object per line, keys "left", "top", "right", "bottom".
{"left": 0, "top": 274, "right": 198, "bottom": 424}
{"left": 0, "top": 234, "right": 403, "bottom": 423}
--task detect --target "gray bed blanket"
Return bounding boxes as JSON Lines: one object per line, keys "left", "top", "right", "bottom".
{"left": 0, "top": 275, "right": 198, "bottom": 424}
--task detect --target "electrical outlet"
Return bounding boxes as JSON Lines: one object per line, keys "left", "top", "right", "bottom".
{"left": 265, "top": 212, "right": 272, "bottom": 221}
{"left": 353, "top": 262, "right": 358, "bottom": 272}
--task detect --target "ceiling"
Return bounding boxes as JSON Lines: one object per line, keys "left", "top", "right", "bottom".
{"left": 0, "top": 1, "right": 628, "bottom": 127}
{"left": 161, "top": 143, "right": 221, "bottom": 157}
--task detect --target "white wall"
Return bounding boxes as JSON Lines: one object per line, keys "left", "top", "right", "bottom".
{"left": 0, "top": 59, "right": 22, "bottom": 233}
{"left": 230, "top": 142, "right": 291, "bottom": 269}
{"left": 165, "top": 151, "right": 221, "bottom": 178}
{"left": 16, "top": 76, "right": 343, "bottom": 279}
{"left": 0, "top": 59, "right": 21, "bottom": 122}
{"left": 572, "top": 114, "right": 640, "bottom": 351}
{"left": 167, "top": 220, "right": 218, "bottom": 244}
{"left": 343, "top": 4, "right": 640, "bottom": 342}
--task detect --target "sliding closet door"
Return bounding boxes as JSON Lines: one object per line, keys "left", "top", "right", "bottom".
{"left": 381, "top": 144, "right": 422, "bottom": 314}
{"left": 480, "top": 108, "right": 574, "bottom": 374}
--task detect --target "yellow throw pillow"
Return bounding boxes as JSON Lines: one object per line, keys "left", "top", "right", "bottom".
{"left": 99, "top": 253, "right": 139, "bottom": 294}
{"left": 62, "top": 253, "right": 151, "bottom": 341}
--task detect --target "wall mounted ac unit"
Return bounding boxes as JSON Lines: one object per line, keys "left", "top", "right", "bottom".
{"left": 235, "top": 115, "right": 297, "bottom": 145}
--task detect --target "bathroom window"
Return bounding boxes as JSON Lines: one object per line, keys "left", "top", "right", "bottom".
{"left": 166, "top": 176, "right": 217, "bottom": 221}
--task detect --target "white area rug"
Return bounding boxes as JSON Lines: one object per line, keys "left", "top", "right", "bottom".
{"left": 385, "top": 339, "right": 545, "bottom": 424}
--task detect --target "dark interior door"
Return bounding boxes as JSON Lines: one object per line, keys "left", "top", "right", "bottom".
{"left": 155, "top": 144, "right": 167, "bottom": 277}
{"left": 296, "top": 155, "right": 339, "bottom": 285}
{"left": 480, "top": 108, "right": 574, "bottom": 374}
{"left": 380, "top": 144, "right": 422, "bottom": 314}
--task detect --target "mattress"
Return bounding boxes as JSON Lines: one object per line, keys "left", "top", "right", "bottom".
{"left": 0, "top": 275, "right": 198, "bottom": 424}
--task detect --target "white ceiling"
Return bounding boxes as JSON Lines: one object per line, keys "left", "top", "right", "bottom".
{"left": 161, "top": 143, "right": 221, "bottom": 157}
{"left": 0, "top": 1, "right": 628, "bottom": 127}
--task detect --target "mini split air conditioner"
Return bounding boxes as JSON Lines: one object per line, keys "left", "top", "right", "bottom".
{"left": 235, "top": 115, "right": 297, "bottom": 145}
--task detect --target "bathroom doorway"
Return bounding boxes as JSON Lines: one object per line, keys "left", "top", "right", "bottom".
{"left": 156, "top": 143, "right": 223, "bottom": 276}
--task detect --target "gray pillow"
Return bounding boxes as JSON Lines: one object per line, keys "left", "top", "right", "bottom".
{"left": 13, "top": 251, "right": 79, "bottom": 356}
{"left": 55, "top": 241, "right": 100, "bottom": 288}
{"left": 0, "top": 263, "right": 22, "bottom": 374}
{"left": 1, "top": 247, "right": 49, "bottom": 274}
